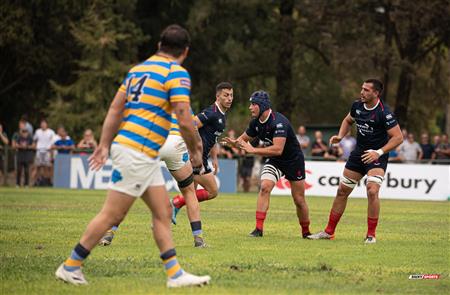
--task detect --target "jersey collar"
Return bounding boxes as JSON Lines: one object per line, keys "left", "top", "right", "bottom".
{"left": 364, "top": 99, "right": 380, "bottom": 111}
{"left": 259, "top": 109, "right": 272, "bottom": 124}
{"left": 215, "top": 102, "right": 225, "bottom": 115}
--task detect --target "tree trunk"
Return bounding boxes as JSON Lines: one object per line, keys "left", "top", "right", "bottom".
{"left": 275, "top": 0, "right": 294, "bottom": 119}
{"left": 394, "top": 65, "right": 413, "bottom": 129}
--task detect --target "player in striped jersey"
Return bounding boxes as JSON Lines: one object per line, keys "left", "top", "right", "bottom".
{"left": 100, "top": 110, "right": 208, "bottom": 248}
{"left": 55, "top": 24, "right": 210, "bottom": 288}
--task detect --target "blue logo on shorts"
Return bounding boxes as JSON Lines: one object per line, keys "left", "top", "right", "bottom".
{"left": 111, "top": 169, "right": 123, "bottom": 183}
{"left": 182, "top": 152, "right": 189, "bottom": 163}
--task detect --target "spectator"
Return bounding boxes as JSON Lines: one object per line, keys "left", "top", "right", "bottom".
{"left": 435, "top": 134, "right": 450, "bottom": 163}
{"left": 33, "top": 119, "right": 55, "bottom": 186}
{"left": 311, "top": 130, "right": 328, "bottom": 158}
{"left": 296, "top": 125, "right": 310, "bottom": 151}
{"left": 401, "top": 128, "right": 408, "bottom": 142}
{"left": 20, "top": 115, "right": 34, "bottom": 135}
{"left": 339, "top": 131, "right": 356, "bottom": 161}
{"left": 432, "top": 134, "right": 441, "bottom": 147}
{"left": 77, "top": 129, "right": 97, "bottom": 153}
{"left": 0, "top": 123, "right": 9, "bottom": 182}
{"left": 388, "top": 149, "right": 402, "bottom": 163}
{"left": 398, "top": 133, "right": 422, "bottom": 163}
{"left": 419, "top": 132, "right": 435, "bottom": 162}
{"left": 325, "top": 144, "right": 343, "bottom": 160}
{"left": 239, "top": 152, "right": 254, "bottom": 192}
{"left": 52, "top": 127, "right": 74, "bottom": 154}
{"left": 12, "top": 125, "right": 34, "bottom": 187}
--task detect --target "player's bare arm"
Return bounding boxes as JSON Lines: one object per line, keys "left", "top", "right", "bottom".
{"left": 239, "top": 137, "right": 286, "bottom": 157}
{"left": 209, "top": 143, "right": 220, "bottom": 175}
{"left": 222, "top": 132, "right": 251, "bottom": 148}
{"left": 89, "top": 90, "right": 126, "bottom": 171}
{"left": 173, "top": 101, "right": 203, "bottom": 168}
{"left": 329, "top": 113, "right": 354, "bottom": 145}
{"left": 362, "top": 124, "right": 403, "bottom": 164}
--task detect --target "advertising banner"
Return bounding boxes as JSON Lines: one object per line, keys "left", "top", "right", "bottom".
{"left": 271, "top": 161, "right": 450, "bottom": 201}
{"left": 54, "top": 154, "right": 237, "bottom": 193}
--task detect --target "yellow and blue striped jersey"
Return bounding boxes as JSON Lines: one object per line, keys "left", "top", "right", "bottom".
{"left": 169, "top": 109, "right": 195, "bottom": 136}
{"left": 113, "top": 55, "right": 191, "bottom": 158}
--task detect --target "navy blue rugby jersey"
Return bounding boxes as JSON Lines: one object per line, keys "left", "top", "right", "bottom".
{"left": 197, "top": 103, "right": 227, "bottom": 158}
{"left": 245, "top": 111, "right": 303, "bottom": 162}
{"left": 350, "top": 99, "right": 398, "bottom": 151}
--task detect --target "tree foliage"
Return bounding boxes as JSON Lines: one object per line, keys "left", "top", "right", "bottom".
{"left": 1, "top": 0, "right": 449, "bottom": 138}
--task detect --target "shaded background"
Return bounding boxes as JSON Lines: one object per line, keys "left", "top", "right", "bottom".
{"left": 1, "top": 0, "right": 449, "bottom": 141}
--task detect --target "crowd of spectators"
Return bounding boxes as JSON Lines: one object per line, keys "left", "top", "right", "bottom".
{"left": 0, "top": 117, "right": 97, "bottom": 187}
{"left": 1, "top": 117, "right": 449, "bottom": 190}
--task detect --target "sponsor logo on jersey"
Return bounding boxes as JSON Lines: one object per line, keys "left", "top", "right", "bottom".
{"left": 386, "top": 114, "right": 393, "bottom": 119}
{"left": 276, "top": 123, "right": 283, "bottom": 128}
{"left": 180, "top": 79, "right": 191, "bottom": 87}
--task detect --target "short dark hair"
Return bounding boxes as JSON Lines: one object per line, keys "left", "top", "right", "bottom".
{"left": 364, "top": 78, "right": 384, "bottom": 95}
{"left": 159, "top": 24, "right": 190, "bottom": 57}
{"left": 216, "top": 82, "right": 233, "bottom": 93}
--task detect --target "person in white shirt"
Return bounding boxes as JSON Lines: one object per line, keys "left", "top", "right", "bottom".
{"left": 33, "top": 119, "right": 55, "bottom": 186}
{"left": 398, "top": 133, "right": 422, "bottom": 163}
{"left": 339, "top": 131, "right": 356, "bottom": 161}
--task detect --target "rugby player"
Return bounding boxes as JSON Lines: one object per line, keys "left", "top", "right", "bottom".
{"left": 307, "top": 79, "right": 403, "bottom": 243}
{"left": 99, "top": 111, "right": 207, "bottom": 248}
{"left": 55, "top": 24, "right": 210, "bottom": 287}
{"left": 171, "top": 82, "right": 233, "bottom": 224}
{"left": 222, "top": 90, "right": 311, "bottom": 238}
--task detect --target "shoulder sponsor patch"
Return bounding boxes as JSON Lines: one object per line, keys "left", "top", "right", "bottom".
{"left": 276, "top": 123, "right": 283, "bottom": 128}
{"left": 180, "top": 79, "right": 191, "bottom": 87}
{"left": 386, "top": 114, "right": 393, "bottom": 119}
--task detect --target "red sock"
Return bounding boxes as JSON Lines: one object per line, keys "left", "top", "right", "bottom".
{"left": 172, "top": 194, "right": 185, "bottom": 209}
{"left": 256, "top": 211, "right": 267, "bottom": 231}
{"left": 299, "top": 220, "right": 310, "bottom": 235}
{"left": 325, "top": 210, "right": 342, "bottom": 235}
{"left": 367, "top": 217, "right": 378, "bottom": 237}
{"left": 195, "top": 189, "right": 209, "bottom": 202}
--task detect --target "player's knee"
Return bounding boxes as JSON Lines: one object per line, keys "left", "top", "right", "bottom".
{"left": 209, "top": 187, "right": 218, "bottom": 199}
{"left": 336, "top": 185, "right": 351, "bottom": 198}
{"left": 367, "top": 185, "right": 379, "bottom": 200}
{"left": 260, "top": 183, "right": 273, "bottom": 196}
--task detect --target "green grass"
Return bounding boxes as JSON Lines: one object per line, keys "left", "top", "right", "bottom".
{"left": 0, "top": 188, "right": 449, "bottom": 294}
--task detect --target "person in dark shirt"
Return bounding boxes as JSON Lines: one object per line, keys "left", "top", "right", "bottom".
{"left": 308, "top": 79, "right": 403, "bottom": 244}
{"left": 419, "top": 132, "right": 435, "bottom": 162}
{"left": 12, "top": 126, "right": 34, "bottom": 187}
{"left": 311, "top": 131, "right": 328, "bottom": 158}
{"left": 223, "top": 90, "right": 311, "bottom": 238}
{"left": 171, "top": 82, "right": 233, "bottom": 224}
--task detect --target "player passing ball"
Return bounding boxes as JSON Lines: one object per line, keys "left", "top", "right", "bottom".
{"left": 222, "top": 90, "right": 311, "bottom": 238}
{"left": 307, "top": 79, "right": 403, "bottom": 243}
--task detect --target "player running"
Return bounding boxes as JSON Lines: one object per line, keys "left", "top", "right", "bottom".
{"left": 222, "top": 90, "right": 311, "bottom": 238}
{"left": 99, "top": 111, "right": 207, "bottom": 248}
{"left": 307, "top": 79, "right": 402, "bottom": 244}
{"left": 171, "top": 82, "right": 233, "bottom": 224}
{"left": 55, "top": 24, "right": 210, "bottom": 288}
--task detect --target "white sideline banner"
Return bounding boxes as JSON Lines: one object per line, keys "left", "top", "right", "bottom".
{"left": 271, "top": 161, "right": 450, "bottom": 201}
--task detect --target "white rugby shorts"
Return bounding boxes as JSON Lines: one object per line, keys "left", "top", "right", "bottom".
{"left": 159, "top": 135, "right": 190, "bottom": 171}
{"left": 108, "top": 144, "right": 165, "bottom": 197}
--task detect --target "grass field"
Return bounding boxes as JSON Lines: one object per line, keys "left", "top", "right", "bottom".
{"left": 0, "top": 188, "right": 449, "bottom": 294}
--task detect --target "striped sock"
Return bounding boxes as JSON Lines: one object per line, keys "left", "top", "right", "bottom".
{"left": 161, "top": 249, "right": 184, "bottom": 279}
{"left": 190, "top": 221, "right": 202, "bottom": 237}
{"left": 63, "top": 243, "right": 90, "bottom": 272}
